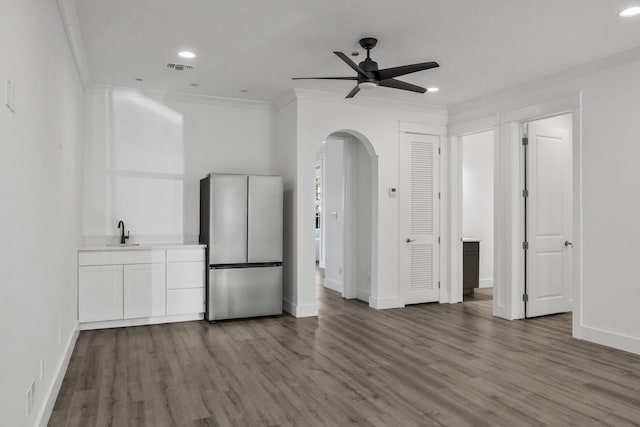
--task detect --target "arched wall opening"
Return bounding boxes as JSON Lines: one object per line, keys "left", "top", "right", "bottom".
{"left": 314, "top": 129, "right": 378, "bottom": 306}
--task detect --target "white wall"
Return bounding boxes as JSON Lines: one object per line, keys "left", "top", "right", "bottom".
{"left": 462, "top": 131, "right": 494, "bottom": 287}
{"left": 273, "top": 98, "right": 299, "bottom": 313}
{"left": 274, "top": 90, "right": 447, "bottom": 316}
{"left": 323, "top": 138, "right": 345, "bottom": 293}
{"left": 0, "top": 2, "right": 84, "bottom": 425}
{"left": 449, "top": 55, "right": 640, "bottom": 355}
{"left": 353, "top": 139, "right": 373, "bottom": 301}
{"left": 83, "top": 88, "right": 274, "bottom": 244}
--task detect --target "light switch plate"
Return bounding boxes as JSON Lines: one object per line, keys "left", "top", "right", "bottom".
{"left": 5, "top": 77, "right": 15, "bottom": 113}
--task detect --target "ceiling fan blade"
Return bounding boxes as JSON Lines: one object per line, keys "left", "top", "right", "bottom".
{"left": 378, "top": 78, "right": 426, "bottom": 93}
{"left": 292, "top": 76, "right": 358, "bottom": 80}
{"left": 334, "top": 52, "right": 368, "bottom": 77}
{"left": 345, "top": 85, "right": 360, "bottom": 98}
{"left": 375, "top": 61, "right": 439, "bottom": 80}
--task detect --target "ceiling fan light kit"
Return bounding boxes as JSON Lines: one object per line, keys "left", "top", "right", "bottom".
{"left": 293, "top": 37, "right": 439, "bottom": 98}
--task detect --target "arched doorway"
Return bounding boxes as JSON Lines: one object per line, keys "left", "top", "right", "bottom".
{"left": 314, "top": 130, "right": 377, "bottom": 306}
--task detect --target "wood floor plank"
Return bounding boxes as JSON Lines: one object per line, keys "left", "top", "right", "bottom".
{"left": 50, "top": 282, "right": 640, "bottom": 427}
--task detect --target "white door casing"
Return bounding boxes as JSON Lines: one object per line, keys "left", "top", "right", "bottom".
{"left": 526, "top": 116, "right": 573, "bottom": 317}
{"left": 399, "top": 132, "right": 440, "bottom": 304}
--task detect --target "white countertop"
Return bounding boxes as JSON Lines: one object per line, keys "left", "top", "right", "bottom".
{"left": 78, "top": 243, "right": 205, "bottom": 252}
{"left": 462, "top": 238, "right": 481, "bottom": 242}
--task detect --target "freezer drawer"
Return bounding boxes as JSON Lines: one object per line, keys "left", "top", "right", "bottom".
{"left": 208, "top": 265, "right": 282, "bottom": 321}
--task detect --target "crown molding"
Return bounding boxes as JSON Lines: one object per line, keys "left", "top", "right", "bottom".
{"left": 86, "top": 83, "right": 274, "bottom": 111}
{"left": 449, "top": 46, "right": 640, "bottom": 119}
{"left": 292, "top": 88, "right": 447, "bottom": 116}
{"left": 56, "top": 0, "right": 91, "bottom": 89}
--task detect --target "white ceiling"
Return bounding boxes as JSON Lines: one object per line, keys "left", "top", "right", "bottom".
{"left": 73, "top": 0, "right": 640, "bottom": 106}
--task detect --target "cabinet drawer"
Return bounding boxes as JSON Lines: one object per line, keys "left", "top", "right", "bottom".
{"left": 166, "top": 247, "right": 204, "bottom": 263}
{"left": 167, "top": 288, "right": 204, "bottom": 315}
{"left": 167, "top": 262, "right": 204, "bottom": 289}
{"left": 79, "top": 250, "right": 165, "bottom": 266}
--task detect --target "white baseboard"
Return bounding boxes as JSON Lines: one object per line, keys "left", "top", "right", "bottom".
{"left": 369, "top": 295, "right": 404, "bottom": 309}
{"left": 37, "top": 322, "right": 79, "bottom": 427}
{"left": 80, "top": 313, "right": 204, "bottom": 331}
{"left": 574, "top": 324, "right": 640, "bottom": 355}
{"left": 323, "top": 278, "right": 343, "bottom": 293}
{"left": 283, "top": 299, "right": 318, "bottom": 318}
{"left": 479, "top": 278, "right": 494, "bottom": 288}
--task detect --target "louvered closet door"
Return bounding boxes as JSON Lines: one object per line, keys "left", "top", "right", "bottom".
{"left": 399, "top": 132, "right": 440, "bottom": 304}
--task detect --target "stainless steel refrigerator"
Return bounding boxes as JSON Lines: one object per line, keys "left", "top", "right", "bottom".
{"left": 199, "top": 173, "right": 283, "bottom": 321}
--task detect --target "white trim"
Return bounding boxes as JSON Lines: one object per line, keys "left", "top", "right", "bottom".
{"left": 283, "top": 300, "right": 319, "bottom": 317}
{"left": 479, "top": 279, "right": 493, "bottom": 288}
{"left": 449, "top": 46, "right": 640, "bottom": 120}
{"left": 86, "top": 83, "right": 273, "bottom": 111}
{"left": 37, "top": 322, "right": 79, "bottom": 427}
{"left": 500, "top": 93, "right": 580, "bottom": 124}
{"left": 575, "top": 325, "right": 640, "bottom": 356}
{"left": 55, "top": 0, "right": 91, "bottom": 89}
{"left": 80, "top": 313, "right": 203, "bottom": 331}
{"left": 449, "top": 115, "right": 500, "bottom": 137}
{"left": 369, "top": 295, "right": 404, "bottom": 309}
{"left": 294, "top": 88, "right": 448, "bottom": 115}
{"left": 323, "top": 278, "right": 343, "bottom": 293}
{"left": 399, "top": 121, "right": 447, "bottom": 136}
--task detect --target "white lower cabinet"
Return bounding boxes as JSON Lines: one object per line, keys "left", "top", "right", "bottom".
{"left": 78, "top": 246, "right": 205, "bottom": 329}
{"left": 124, "top": 263, "right": 166, "bottom": 319}
{"left": 78, "top": 265, "right": 124, "bottom": 322}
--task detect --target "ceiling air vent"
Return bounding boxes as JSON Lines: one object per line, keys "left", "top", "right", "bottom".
{"left": 165, "top": 62, "right": 195, "bottom": 71}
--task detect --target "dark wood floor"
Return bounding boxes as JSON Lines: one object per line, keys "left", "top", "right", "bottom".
{"left": 50, "top": 278, "right": 640, "bottom": 426}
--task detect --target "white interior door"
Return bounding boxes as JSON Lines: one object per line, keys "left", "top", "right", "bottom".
{"left": 526, "top": 115, "right": 573, "bottom": 317}
{"left": 399, "top": 132, "right": 440, "bottom": 304}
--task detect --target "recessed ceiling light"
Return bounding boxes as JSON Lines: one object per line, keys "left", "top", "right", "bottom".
{"left": 178, "top": 50, "right": 197, "bottom": 59}
{"left": 190, "top": 83, "right": 200, "bottom": 87}
{"left": 619, "top": 6, "right": 640, "bottom": 17}
{"left": 135, "top": 78, "right": 144, "bottom": 82}
{"left": 240, "top": 89, "right": 249, "bottom": 93}
{"left": 427, "top": 87, "right": 439, "bottom": 93}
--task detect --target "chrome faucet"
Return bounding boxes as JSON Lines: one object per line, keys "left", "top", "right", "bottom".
{"left": 117, "top": 220, "right": 130, "bottom": 245}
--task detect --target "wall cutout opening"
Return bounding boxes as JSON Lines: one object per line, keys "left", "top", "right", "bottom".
{"left": 314, "top": 131, "right": 377, "bottom": 309}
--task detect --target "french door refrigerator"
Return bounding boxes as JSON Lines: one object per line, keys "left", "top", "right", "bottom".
{"left": 199, "top": 173, "right": 283, "bottom": 321}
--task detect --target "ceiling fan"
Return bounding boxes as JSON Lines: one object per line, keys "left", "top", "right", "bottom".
{"left": 293, "top": 37, "right": 439, "bottom": 98}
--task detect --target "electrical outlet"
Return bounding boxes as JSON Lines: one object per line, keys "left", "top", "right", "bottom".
{"left": 40, "top": 360, "right": 45, "bottom": 381}
{"left": 338, "top": 267, "right": 342, "bottom": 275}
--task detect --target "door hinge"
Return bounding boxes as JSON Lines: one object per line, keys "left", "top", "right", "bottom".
{"left": 522, "top": 137, "right": 529, "bottom": 146}
{"left": 438, "top": 281, "right": 441, "bottom": 289}
{"left": 438, "top": 147, "right": 441, "bottom": 155}
{"left": 522, "top": 241, "right": 529, "bottom": 250}
{"left": 438, "top": 192, "right": 441, "bottom": 200}
{"left": 438, "top": 236, "right": 441, "bottom": 244}
{"left": 523, "top": 293, "right": 529, "bottom": 302}
{"left": 522, "top": 189, "right": 529, "bottom": 198}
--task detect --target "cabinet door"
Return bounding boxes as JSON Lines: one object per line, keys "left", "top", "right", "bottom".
{"left": 123, "top": 263, "right": 166, "bottom": 319}
{"left": 79, "top": 265, "right": 124, "bottom": 322}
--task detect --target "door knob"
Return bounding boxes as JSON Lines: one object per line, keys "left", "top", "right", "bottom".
{"left": 406, "top": 238, "right": 415, "bottom": 243}
{"left": 564, "top": 240, "right": 573, "bottom": 247}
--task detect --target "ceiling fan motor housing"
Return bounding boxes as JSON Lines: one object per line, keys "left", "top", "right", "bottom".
{"left": 358, "top": 58, "right": 379, "bottom": 84}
